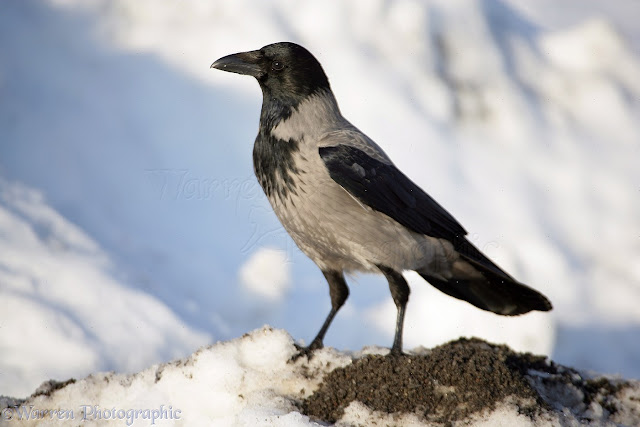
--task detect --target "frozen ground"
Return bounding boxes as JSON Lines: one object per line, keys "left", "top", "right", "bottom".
{"left": 1, "top": 0, "right": 640, "bottom": 405}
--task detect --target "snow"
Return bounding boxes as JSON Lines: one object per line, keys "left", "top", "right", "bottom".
{"left": 0, "top": 328, "right": 346, "bottom": 426}
{"left": 1, "top": 0, "right": 640, "bottom": 416}
{"left": 0, "top": 179, "right": 208, "bottom": 398}
{"left": 240, "top": 248, "right": 291, "bottom": 301}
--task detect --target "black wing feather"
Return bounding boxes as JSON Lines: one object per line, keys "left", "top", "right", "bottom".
{"left": 319, "top": 145, "right": 466, "bottom": 241}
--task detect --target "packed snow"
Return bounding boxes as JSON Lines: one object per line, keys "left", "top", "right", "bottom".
{"left": 1, "top": 2, "right": 640, "bottom": 421}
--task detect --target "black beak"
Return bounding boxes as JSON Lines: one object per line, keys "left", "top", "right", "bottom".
{"left": 210, "top": 50, "right": 263, "bottom": 77}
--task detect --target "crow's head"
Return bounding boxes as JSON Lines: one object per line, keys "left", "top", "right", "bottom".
{"left": 211, "top": 42, "right": 330, "bottom": 103}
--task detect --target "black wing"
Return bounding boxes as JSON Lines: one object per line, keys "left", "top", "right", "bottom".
{"left": 319, "top": 144, "right": 516, "bottom": 279}
{"left": 320, "top": 144, "right": 552, "bottom": 312}
{"left": 319, "top": 144, "right": 466, "bottom": 242}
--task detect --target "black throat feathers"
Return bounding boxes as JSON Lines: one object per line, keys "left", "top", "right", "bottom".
{"left": 253, "top": 96, "right": 302, "bottom": 201}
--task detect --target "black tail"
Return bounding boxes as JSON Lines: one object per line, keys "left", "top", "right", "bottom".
{"left": 419, "top": 244, "right": 552, "bottom": 315}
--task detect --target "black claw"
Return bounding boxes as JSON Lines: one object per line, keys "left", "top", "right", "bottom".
{"left": 291, "top": 340, "right": 323, "bottom": 361}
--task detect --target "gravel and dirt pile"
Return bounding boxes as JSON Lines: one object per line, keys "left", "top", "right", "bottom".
{"left": 301, "top": 338, "right": 639, "bottom": 425}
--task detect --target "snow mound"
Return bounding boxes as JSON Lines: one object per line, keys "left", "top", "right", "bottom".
{"left": 2, "top": 328, "right": 638, "bottom": 426}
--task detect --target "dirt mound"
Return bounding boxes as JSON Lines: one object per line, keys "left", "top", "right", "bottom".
{"left": 301, "top": 338, "right": 636, "bottom": 425}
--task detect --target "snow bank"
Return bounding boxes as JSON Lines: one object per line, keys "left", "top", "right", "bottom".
{"left": 1, "top": 328, "right": 639, "bottom": 426}
{"left": 0, "top": 328, "right": 342, "bottom": 426}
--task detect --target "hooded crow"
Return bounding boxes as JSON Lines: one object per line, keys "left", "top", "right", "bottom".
{"left": 211, "top": 42, "right": 552, "bottom": 355}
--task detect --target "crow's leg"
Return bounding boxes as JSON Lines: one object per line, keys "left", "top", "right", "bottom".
{"left": 294, "top": 270, "right": 349, "bottom": 358}
{"left": 378, "top": 265, "right": 410, "bottom": 356}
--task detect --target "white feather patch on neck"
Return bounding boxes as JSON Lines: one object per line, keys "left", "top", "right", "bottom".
{"left": 270, "top": 91, "right": 345, "bottom": 142}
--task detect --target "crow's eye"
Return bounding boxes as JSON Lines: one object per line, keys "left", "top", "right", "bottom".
{"left": 271, "top": 60, "right": 284, "bottom": 71}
